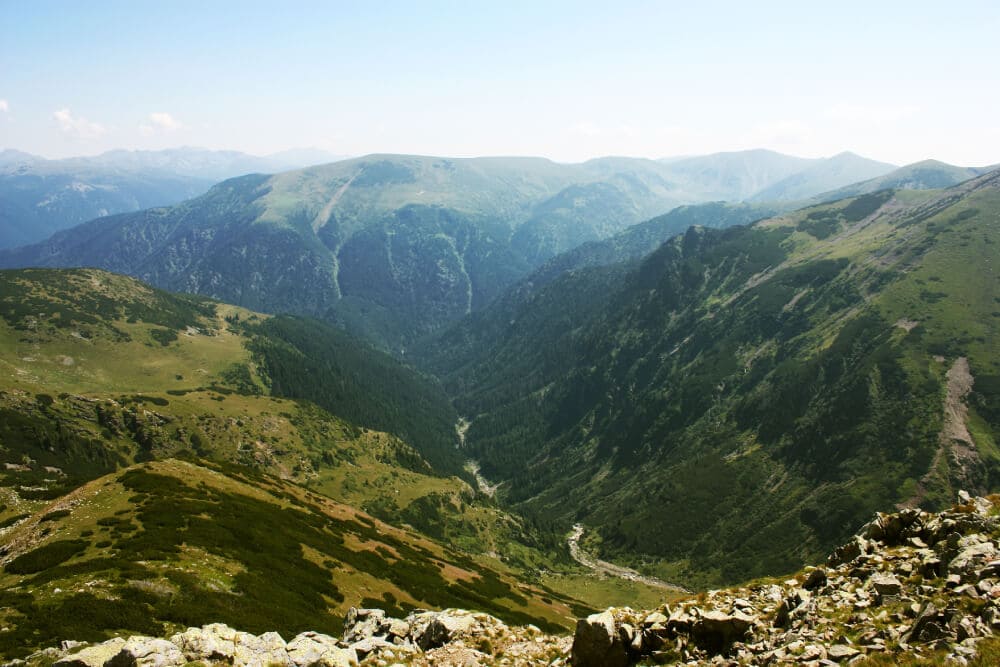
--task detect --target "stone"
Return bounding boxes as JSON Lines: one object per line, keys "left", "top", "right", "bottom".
{"left": 829, "top": 536, "right": 868, "bottom": 566}
{"left": 690, "top": 609, "right": 754, "bottom": 653}
{"left": 106, "top": 637, "right": 185, "bottom": 667}
{"left": 287, "top": 632, "right": 346, "bottom": 667}
{"left": 950, "top": 540, "right": 998, "bottom": 575}
{"left": 170, "top": 625, "right": 238, "bottom": 662}
{"left": 827, "top": 643, "right": 859, "bottom": 660}
{"left": 803, "top": 568, "right": 827, "bottom": 590}
{"left": 54, "top": 639, "right": 127, "bottom": 667}
{"left": 231, "top": 631, "right": 290, "bottom": 667}
{"left": 414, "top": 612, "right": 477, "bottom": 650}
{"left": 571, "top": 611, "right": 627, "bottom": 667}
{"left": 871, "top": 573, "right": 903, "bottom": 598}
{"left": 348, "top": 637, "right": 417, "bottom": 660}
{"left": 342, "top": 607, "right": 387, "bottom": 644}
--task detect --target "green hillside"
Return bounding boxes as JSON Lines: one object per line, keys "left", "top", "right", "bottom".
{"left": 431, "top": 170, "right": 1000, "bottom": 589}
{"left": 0, "top": 267, "right": 690, "bottom": 657}
{"left": 0, "top": 459, "right": 583, "bottom": 658}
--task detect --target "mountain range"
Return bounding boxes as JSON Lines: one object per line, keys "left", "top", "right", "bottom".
{"left": 1, "top": 146, "right": 999, "bottom": 662}
{"left": 0, "top": 147, "right": 345, "bottom": 249}
{"left": 0, "top": 149, "right": 900, "bottom": 350}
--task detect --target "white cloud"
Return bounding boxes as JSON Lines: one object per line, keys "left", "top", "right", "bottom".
{"left": 53, "top": 108, "right": 106, "bottom": 139}
{"left": 139, "top": 111, "right": 183, "bottom": 135}
{"left": 0, "top": 99, "right": 8, "bottom": 113}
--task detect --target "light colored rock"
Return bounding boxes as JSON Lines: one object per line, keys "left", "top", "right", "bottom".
{"left": 827, "top": 643, "right": 860, "bottom": 660}
{"left": 286, "top": 632, "right": 343, "bottom": 667}
{"left": 343, "top": 607, "right": 387, "bottom": 644}
{"left": 107, "top": 637, "right": 184, "bottom": 667}
{"left": 170, "top": 626, "right": 237, "bottom": 662}
{"left": 55, "top": 638, "right": 127, "bottom": 667}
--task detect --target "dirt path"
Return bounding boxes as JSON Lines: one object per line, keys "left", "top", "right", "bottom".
{"left": 567, "top": 524, "right": 690, "bottom": 593}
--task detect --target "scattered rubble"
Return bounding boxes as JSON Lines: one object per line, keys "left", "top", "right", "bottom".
{"left": 12, "top": 494, "right": 1000, "bottom": 666}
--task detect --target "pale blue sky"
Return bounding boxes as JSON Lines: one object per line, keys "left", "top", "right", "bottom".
{"left": 2, "top": 1, "right": 999, "bottom": 165}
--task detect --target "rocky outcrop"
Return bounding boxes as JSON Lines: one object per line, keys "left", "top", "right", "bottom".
{"left": 17, "top": 494, "right": 1000, "bottom": 666}
{"left": 25, "top": 608, "right": 569, "bottom": 667}
{"left": 571, "top": 493, "right": 1000, "bottom": 666}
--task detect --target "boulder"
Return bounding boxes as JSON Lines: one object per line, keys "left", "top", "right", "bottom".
{"left": 342, "top": 607, "right": 387, "bottom": 644}
{"left": 690, "top": 609, "right": 754, "bottom": 653}
{"left": 287, "top": 632, "right": 354, "bottom": 667}
{"left": 871, "top": 573, "right": 903, "bottom": 599}
{"left": 106, "top": 637, "right": 184, "bottom": 667}
{"left": 803, "top": 568, "right": 827, "bottom": 590}
{"left": 231, "top": 631, "right": 290, "bottom": 667}
{"left": 829, "top": 535, "right": 869, "bottom": 567}
{"left": 170, "top": 625, "right": 238, "bottom": 662}
{"left": 827, "top": 643, "right": 860, "bottom": 661}
{"left": 571, "top": 611, "right": 628, "bottom": 667}
{"left": 55, "top": 639, "right": 127, "bottom": 667}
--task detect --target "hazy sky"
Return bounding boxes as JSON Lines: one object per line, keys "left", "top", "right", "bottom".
{"left": 2, "top": 0, "right": 999, "bottom": 165}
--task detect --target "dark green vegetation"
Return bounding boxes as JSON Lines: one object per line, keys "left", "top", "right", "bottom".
{"left": 0, "top": 268, "right": 458, "bottom": 474}
{"left": 242, "top": 315, "right": 461, "bottom": 472}
{"left": 0, "top": 267, "right": 641, "bottom": 656}
{"left": 0, "top": 461, "right": 579, "bottom": 657}
{"left": 0, "top": 151, "right": 896, "bottom": 350}
{"left": 427, "top": 169, "right": 1000, "bottom": 589}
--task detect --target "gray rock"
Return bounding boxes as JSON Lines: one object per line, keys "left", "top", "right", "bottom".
{"left": 287, "top": 632, "right": 346, "bottom": 667}
{"left": 690, "top": 609, "right": 754, "bottom": 653}
{"left": 871, "top": 573, "right": 903, "bottom": 598}
{"left": 342, "top": 607, "right": 387, "bottom": 644}
{"left": 827, "top": 643, "right": 859, "bottom": 660}
{"left": 106, "top": 637, "right": 185, "bottom": 667}
{"left": 571, "top": 611, "right": 627, "bottom": 667}
{"left": 54, "top": 639, "right": 127, "bottom": 667}
{"left": 170, "top": 625, "right": 237, "bottom": 662}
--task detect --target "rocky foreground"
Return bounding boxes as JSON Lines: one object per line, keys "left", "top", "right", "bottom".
{"left": 13, "top": 493, "right": 1000, "bottom": 666}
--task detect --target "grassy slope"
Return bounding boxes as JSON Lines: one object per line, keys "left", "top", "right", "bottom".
{"left": 0, "top": 459, "right": 585, "bottom": 658}
{"left": 0, "top": 268, "right": 671, "bottom": 656}
{"left": 444, "top": 172, "right": 1000, "bottom": 589}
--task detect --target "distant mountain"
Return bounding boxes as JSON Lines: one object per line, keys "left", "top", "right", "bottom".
{"left": 425, "top": 169, "right": 1000, "bottom": 588}
{"left": 657, "top": 149, "right": 815, "bottom": 200}
{"left": 749, "top": 151, "right": 897, "bottom": 201}
{"left": 0, "top": 147, "right": 346, "bottom": 248}
{"left": 654, "top": 149, "right": 896, "bottom": 202}
{"left": 0, "top": 150, "right": 899, "bottom": 350}
{"left": 0, "top": 154, "right": 758, "bottom": 349}
{"left": 815, "top": 158, "right": 997, "bottom": 201}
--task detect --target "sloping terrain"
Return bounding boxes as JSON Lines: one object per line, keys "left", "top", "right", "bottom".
{"left": 19, "top": 496, "right": 1000, "bottom": 666}
{"left": 815, "top": 159, "right": 998, "bottom": 203}
{"left": 0, "top": 458, "right": 582, "bottom": 658}
{"left": 0, "top": 151, "right": 896, "bottom": 351}
{"left": 430, "top": 170, "right": 1000, "bottom": 589}
{"left": 0, "top": 148, "right": 343, "bottom": 249}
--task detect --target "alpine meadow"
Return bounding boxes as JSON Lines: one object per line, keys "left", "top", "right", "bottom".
{"left": 2, "top": 2, "right": 1000, "bottom": 666}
